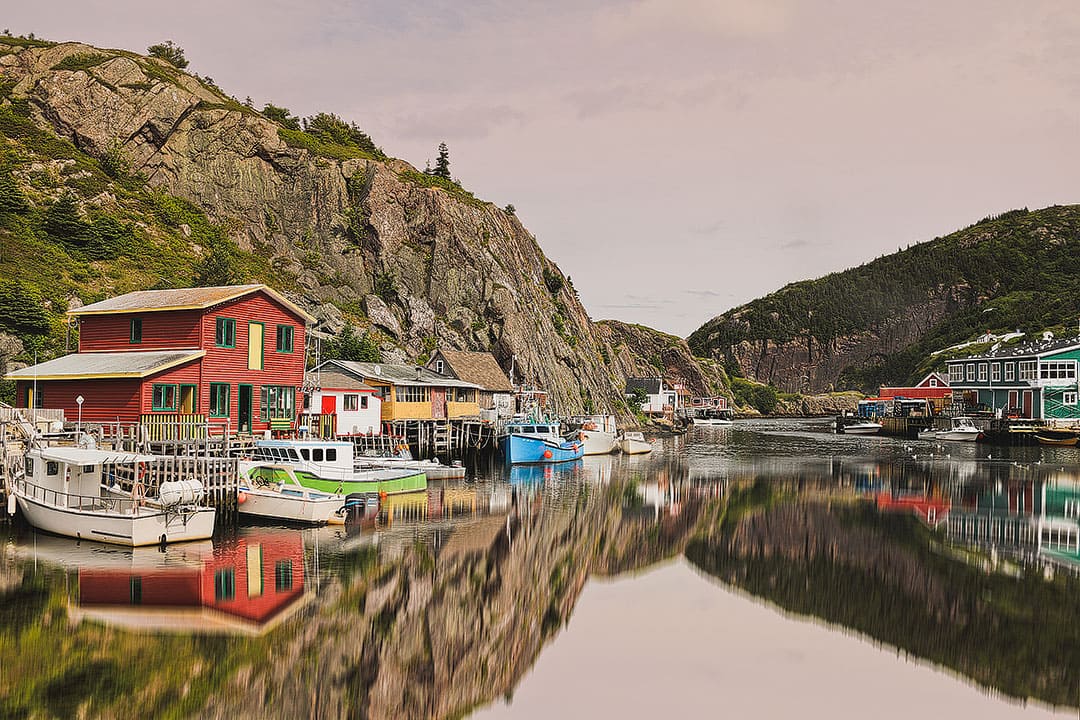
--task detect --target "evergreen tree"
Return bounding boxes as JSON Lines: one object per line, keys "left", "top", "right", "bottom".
{"left": 146, "top": 41, "right": 188, "bottom": 69}
{"left": 42, "top": 192, "right": 90, "bottom": 248}
{"left": 324, "top": 325, "right": 381, "bottom": 362}
{"left": 261, "top": 103, "right": 301, "bottom": 131}
{"left": 432, "top": 142, "right": 451, "bottom": 179}
{"left": 0, "top": 171, "right": 28, "bottom": 225}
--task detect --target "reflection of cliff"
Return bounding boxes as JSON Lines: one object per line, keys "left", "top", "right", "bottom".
{"left": 686, "top": 494, "right": 1080, "bottom": 708}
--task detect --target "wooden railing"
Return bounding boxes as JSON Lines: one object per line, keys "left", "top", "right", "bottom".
{"left": 298, "top": 413, "right": 336, "bottom": 439}
{"left": 139, "top": 414, "right": 207, "bottom": 441}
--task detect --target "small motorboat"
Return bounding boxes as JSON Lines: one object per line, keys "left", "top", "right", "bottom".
{"left": 917, "top": 429, "right": 938, "bottom": 440}
{"left": 843, "top": 421, "right": 882, "bottom": 435}
{"left": 692, "top": 409, "right": 735, "bottom": 426}
{"left": 239, "top": 465, "right": 346, "bottom": 525}
{"left": 1034, "top": 428, "right": 1080, "bottom": 447}
{"left": 937, "top": 417, "right": 982, "bottom": 442}
{"left": 617, "top": 431, "right": 653, "bottom": 455}
{"left": 500, "top": 421, "right": 585, "bottom": 464}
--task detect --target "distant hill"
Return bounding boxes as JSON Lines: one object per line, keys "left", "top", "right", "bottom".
{"left": 687, "top": 205, "right": 1080, "bottom": 392}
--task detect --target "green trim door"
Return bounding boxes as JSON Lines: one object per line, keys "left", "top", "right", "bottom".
{"left": 239, "top": 384, "right": 253, "bottom": 433}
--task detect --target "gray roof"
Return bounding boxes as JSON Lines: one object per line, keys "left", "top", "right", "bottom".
{"left": 70, "top": 284, "right": 315, "bottom": 323}
{"left": 313, "top": 368, "right": 376, "bottom": 392}
{"left": 625, "top": 377, "right": 663, "bottom": 395}
{"left": 948, "top": 336, "right": 1080, "bottom": 362}
{"left": 318, "top": 360, "right": 482, "bottom": 389}
{"left": 5, "top": 350, "right": 204, "bottom": 380}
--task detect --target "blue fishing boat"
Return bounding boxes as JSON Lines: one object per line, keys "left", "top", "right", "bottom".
{"left": 501, "top": 421, "right": 585, "bottom": 464}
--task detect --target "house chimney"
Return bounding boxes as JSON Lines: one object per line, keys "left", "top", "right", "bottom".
{"left": 416, "top": 366, "right": 423, "bottom": 381}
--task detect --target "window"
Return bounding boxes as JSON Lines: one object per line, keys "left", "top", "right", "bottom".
{"left": 152, "top": 384, "right": 177, "bottom": 411}
{"left": 313, "top": 448, "right": 324, "bottom": 462}
{"left": 215, "top": 317, "right": 236, "bottom": 348}
{"left": 1040, "top": 361, "right": 1077, "bottom": 381}
{"left": 1005, "top": 363, "right": 1015, "bottom": 381}
{"left": 275, "top": 560, "right": 294, "bottom": 592}
{"left": 259, "top": 385, "right": 296, "bottom": 420}
{"left": 130, "top": 317, "right": 142, "bottom": 343}
{"left": 343, "top": 394, "right": 359, "bottom": 411}
{"left": 209, "top": 383, "right": 230, "bottom": 417}
{"left": 949, "top": 364, "right": 964, "bottom": 384}
{"left": 300, "top": 448, "right": 310, "bottom": 460}
{"left": 326, "top": 448, "right": 337, "bottom": 461}
{"left": 214, "top": 568, "right": 236, "bottom": 601}
{"left": 1065, "top": 392, "right": 1078, "bottom": 406}
{"left": 395, "top": 386, "right": 431, "bottom": 402}
{"left": 435, "top": 359, "right": 444, "bottom": 374}
{"left": 1019, "top": 360, "right": 1038, "bottom": 380}
{"left": 360, "top": 395, "right": 368, "bottom": 409}
{"left": 276, "top": 325, "right": 294, "bottom": 353}
{"left": 929, "top": 378, "right": 938, "bottom": 387}
{"left": 454, "top": 388, "right": 476, "bottom": 402}
{"left": 966, "top": 364, "right": 975, "bottom": 382}
{"left": 978, "top": 363, "right": 988, "bottom": 382}
{"left": 46, "top": 461, "right": 59, "bottom": 476}
{"left": 991, "top": 363, "right": 1001, "bottom": 382}
{"left": 24, "top": 457, "right": 33, "bottom": 476}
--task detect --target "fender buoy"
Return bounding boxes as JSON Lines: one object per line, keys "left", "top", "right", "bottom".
{"left": 237, "top": 491, "right": 248, "bottom": 504}
{"left": 379, "top": 491, "right": 388, "bottom": 500}
{"left": 578, "top": 431, "right": 586, "bottom": 441}
{"left": 543, "top": 450, "right": 553, "bottom": 459}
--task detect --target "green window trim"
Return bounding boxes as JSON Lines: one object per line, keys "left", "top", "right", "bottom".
{"left": 276, "top": 324, "right": 295, "bottom": 353}
{"left": 130, "top": 317, "right": 142, "bottom": 344}
{"left": 215, "top": 317, "right": 237, "bottom": 348}
{"left": 151, "top": 383, "right": 178, "bottom": 411}
{"left": 209, "top": 383, "right": 231, "bottom": 418}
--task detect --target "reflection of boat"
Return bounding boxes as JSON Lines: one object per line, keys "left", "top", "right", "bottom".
{"left": 71, "top": 528, "right": 309, "bottom": 635}
{"left": 240, "top": 440, "right": 427, "bottom": 495}
{"left": 617, "top": 431, "right": 653, "bottom": 455}
{"left": 692, "top": 409, "right": 734, "bottom": 426}
{"left": 239, "top": 466, "right": 346, "bottom": 525}
{"left": 1035, "top": 428, "right": 1079, "bottom": 447}
{"left": 13, "top": 446, "right": 215, "bottom": 547}
{"left": 568, "top": 415, "right": 619, "bottom": 455}
{"left": 501, "top": 422, "right": 584, "bottom": 464}
{"left": 843, "top": 422, "right": 882, "bottom": 435}
{"left": 937, "top": 417, "right": 982, "bottom": 442}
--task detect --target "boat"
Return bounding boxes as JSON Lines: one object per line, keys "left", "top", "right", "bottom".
{"left": 501, "top": 421, "right": 585, "bottom": 464}
{"left": 11, "top": 445, "right": 215, "bottom": 547}
{"left": 239, "top": 440, "right": 427, "bottom": 495}
{"left": 1034, "top": 428, "right": 1080, "bottom": 447}
{"left": 568, "top": 414, "right": 619, "bottom": 455}
{"left": 937, "top": 417, "right": 982, "bottom": 442}
{"left": 917, "top": 429, "right": 938, "bottom": 440}
{"left": 842, "top": 421, "right": 883, "bottom": 435}
{"left": 616, "top": 431, "right": 653, "bottom": 454}
{"left": 238, "top": 465, "right": 346, "bottom": 524}
{"left": 692, "top": 408, "right": 735, "bottom": 426}
{"left": 355, "top": 444, "right": 466, "bottom": 479}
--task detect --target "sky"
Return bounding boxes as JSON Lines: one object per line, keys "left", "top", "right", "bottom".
{"left": 7, "top": 1, "right": 1080, "bottom": 336}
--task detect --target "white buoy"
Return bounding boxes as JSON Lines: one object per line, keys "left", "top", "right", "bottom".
{"left": 7, "top": 492, "right": 15, "bottom": 516}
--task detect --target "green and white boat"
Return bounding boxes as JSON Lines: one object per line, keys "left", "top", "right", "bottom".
{"left": 238, "top": 440, "right": 426, "bottom": 495}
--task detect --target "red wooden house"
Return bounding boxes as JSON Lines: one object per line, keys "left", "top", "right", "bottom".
{"left": 878, "top": 372, "right": 952, "bottom": 409}
{"left": 5, "top": 284, "right": 313, "bottom": 434}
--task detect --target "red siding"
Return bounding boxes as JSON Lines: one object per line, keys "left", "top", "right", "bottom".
{"left": 200, "top": 534, "right": 305, "bottom": 621}
{"left": 141, "top": 361, "right": 205, "bottom": 414}
{"left": 80, "top": 570, "right": 203, "bottom": 606}
{"left": 79, "top": 311, "right": 202, "bottom": 352}
{"left": 18, "top": 378, "right": 143, "bottom": 423}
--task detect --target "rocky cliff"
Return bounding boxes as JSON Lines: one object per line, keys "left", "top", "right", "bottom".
{"left": 0, "top": 38, "right": 724, "bottom": 413}
{"left": 688, "top": 206, "right": 1080, "bottom": 393}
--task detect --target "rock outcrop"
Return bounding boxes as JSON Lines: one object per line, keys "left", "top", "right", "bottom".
{"left": 0, "top": 40, "right": 724, "bottom": 413}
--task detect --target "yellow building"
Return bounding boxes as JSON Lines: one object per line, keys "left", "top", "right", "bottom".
{"left": 312, "top": 360, "right": 481, "bottom": 421}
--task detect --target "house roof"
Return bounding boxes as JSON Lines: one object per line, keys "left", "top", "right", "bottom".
{"left": 318, "top": 360, "right": 482, "bottom": 389}
{"left": 69, "top": 284, "right": 316, "bottom": 323}
{"left": 431, "top": 350, "right": 513, "bottom": 392}
{"left": 625, "top": 377, "right": 663, "bottom": 395}
{"left": 314, "top": 368, "right": 376, "bottom": 392}
{"left": 4, "top": 350, "right": 204, "bottom": 381}
{"left": 948, "top": 335, "right": 1080, "bottom": 362}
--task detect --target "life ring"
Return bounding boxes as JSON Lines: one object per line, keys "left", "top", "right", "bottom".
{"left": 578, "top": 431, "right": 586, "bottom": 441}
{"left": 132, "top": 480, "right": 145, "bottom": 510}
{"left": 583, "top": 422, "right": 597, "bottom": 431}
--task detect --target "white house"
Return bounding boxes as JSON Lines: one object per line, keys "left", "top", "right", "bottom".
{"left": 305, "top": 365, "right": 382, "bottom": 436}
{"left": 625, "top": 377, "right": 679, "bottom": 416}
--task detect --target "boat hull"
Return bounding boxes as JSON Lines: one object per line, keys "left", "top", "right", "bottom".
{"left": 503, "top": 434, "right": 585, "bottom": 464}
{"left": 1036, "top": 434, "right": 1079, "bottom": 447}
{"left": 14, "top": 492, "right": 215, "bottom": 547}
{"left": 580, "top": 430, "right": 617, "bottom": 455}
{"left": 238, "top": 486, "right": 345, "bottom": 524}
{"left": 245, "top": 464, "right": 427, "bottom": 496}
{"left": 936, "top": 430, "right": 981, "bottom": 442}
{"left": 692, "top": 418, "right": 733, "bottom": 426}
{"left": 618, "top": 439, "right": 653, "bottom": 455}
{"left": 843, "top": 423, "right": 882, "bottom": 435}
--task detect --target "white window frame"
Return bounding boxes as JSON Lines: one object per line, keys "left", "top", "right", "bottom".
{"left": 978, "top": 363, "right": 988, "bottom": 382}
{"left": 1040, "top": 360, "right": 1077, "bottom": 381}
{"left": 991, "top": 363, "right": 1001, "bottom": 382}
{"left": 343, "top": 394, "right": 359, "bottom": 411}
{"left": 1019, "top": 360, "right": 1038, "bottom": 381}
{"left": 1064, "top": 391, "right": 1078, "bottom": 406}
{"left": 949, "top": 364, "right": 964, "bottom": 384}
{"left": 966, "top": 364, "right": 976, "bottom": 382}
{"left": 1004, "top": 363, "right": 1015, "bottom": 381}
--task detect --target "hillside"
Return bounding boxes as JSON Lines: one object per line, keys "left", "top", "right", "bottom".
{"left": 0, "top": 36, "right": 726, "bottom": 412}
{"left": 687, "top": 205, "right": 1080, "bottom": 393}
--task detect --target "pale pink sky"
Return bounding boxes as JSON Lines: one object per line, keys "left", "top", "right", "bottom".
{"left": 8, "top": 1, "right": 1080, "bottom": 335}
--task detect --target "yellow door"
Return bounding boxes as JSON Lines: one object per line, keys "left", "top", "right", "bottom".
{"left": 248, "top": 323, "right": 264, "bottom": 370}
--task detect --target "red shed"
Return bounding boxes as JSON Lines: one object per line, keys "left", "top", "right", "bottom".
{"left": 878, "top": 372, "right": 952, "bottom": 408}
{"left": 5, "top": 284, "right": 314, "bottom": 434}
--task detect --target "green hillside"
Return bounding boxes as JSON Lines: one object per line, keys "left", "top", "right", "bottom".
{"left": 688, "top": 205, "right": 1080, "bottom": 390}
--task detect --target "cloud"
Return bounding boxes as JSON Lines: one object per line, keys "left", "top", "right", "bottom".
{"left": 594, "top": 0, "right": 792, "bottom": 42}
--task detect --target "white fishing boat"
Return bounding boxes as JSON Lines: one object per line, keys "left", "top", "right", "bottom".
{"left": 616, "top": 431, "right": 653, "bottom": 455}
{"left": 937, "top": 416, "right": 982, "bottom": 442}
{"left": 355, "top": 445, "right": 466, "bottom": 479}
{"left": 12, "top": 446, "right": 215, "bottom": 547}
{"left": 843, "top": 421, "right": 883, "bottom": 435}
{"left": 238, "top": 465, "right": 346, "bottom": 525}
{"left": 570, "top": 414, "right": 619, "bottom": 455}
{"left": 917, "top": 429, "right": 938, "bottom": 440}
{"left": 692, "top": 408, "right": 734, "bottom": 426}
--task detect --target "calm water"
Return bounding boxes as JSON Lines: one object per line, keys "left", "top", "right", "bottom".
{"left": 2, "top": 418, "right": 1079, "bottom": 719}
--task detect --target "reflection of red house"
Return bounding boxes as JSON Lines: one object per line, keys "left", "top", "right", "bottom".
{"left": 77, "top": 530, "right": 305, "bottom": 633}
{"left": 879, "top": 372, "right": 952, "bottom": 407}
{"left": 876, "top": 492, "right": 951, "bottom": 526}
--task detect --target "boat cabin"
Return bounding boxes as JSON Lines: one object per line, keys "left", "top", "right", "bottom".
{"left": 22, "top": 446, "right": 154, "bottom": 510}
{"left": 504, "top": 422, "right": 562, "bottom": 441}
{"left": 250, "top": 439, "right": 355, "bottom": 478}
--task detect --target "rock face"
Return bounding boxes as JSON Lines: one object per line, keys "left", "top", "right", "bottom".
{"left": 0, "top": 40, "right": 724, "bottom": 413}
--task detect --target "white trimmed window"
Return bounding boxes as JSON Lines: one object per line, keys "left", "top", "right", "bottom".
{"left": 966, "top": 364, "right": 976, "bottom": 382}
{"left": 949, "top": 364, "right": 964, "bottom": 384}
{"left": 343, "top": 394, "right": 359, "bottom": 411}
{"left": 1019, "top": 361, "right": 1038, "bottom": 381}
{"left": 978, "top": 363, "right": 988, "bottom": 382}
{"left": 1005, "top": 363, "right": 1015, "bottom": 381}
{"left": 1040, "top": 360, "right": 1077, "bottom": 381}
{"left": 1064, "top": 391, "right": 1078, "bottom": 406}
{"left": 991, "top": 363, "right": 1001, "bottom": 382}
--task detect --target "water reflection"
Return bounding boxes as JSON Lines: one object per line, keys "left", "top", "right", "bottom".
{"left": 1, "top": 419, "right": 1078, "bottom": 718}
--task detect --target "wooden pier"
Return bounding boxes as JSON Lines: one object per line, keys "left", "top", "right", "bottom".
{"left": 381, "top": 420, "right": 497, "bottom": 459}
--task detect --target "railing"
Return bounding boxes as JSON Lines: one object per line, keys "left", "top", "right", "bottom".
{"left": 139, "top": 414, "right": 208, "bottom": 442}
{"left": 14, "top": 476, "right": 140, "bottom": 515}
{"left": 298, "top": 413, "right": 336, "bottom": 439}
